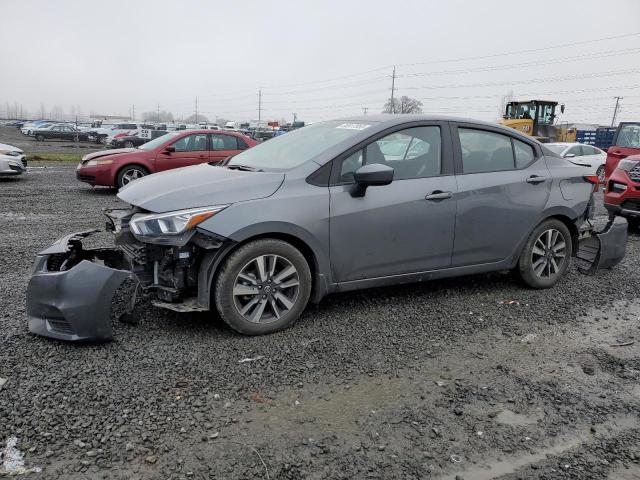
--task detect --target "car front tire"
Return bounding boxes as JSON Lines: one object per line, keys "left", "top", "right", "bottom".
{"left": 116, "top": 165, "right": 148, "bottom": 188}
{"left": 35, "top": 134, "right": 44, "bottom": 141}
{"left": 516, "top": 219, "right": 572, "bottom": 288}
{"left": 214, "top": 239, "right": 312, "bottom": 335}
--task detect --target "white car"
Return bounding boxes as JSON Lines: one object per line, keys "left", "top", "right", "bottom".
{"left": 546, "top": 142, "right": 607, "bottom": 182}
{"left": 0, "top": 142, "right": 27, "bottom": 176}
{"left": 89, "top": 123, "right": 140, "bottom": 144}
{"left": 21, "top": 122, "right": 52, "bottom": 136}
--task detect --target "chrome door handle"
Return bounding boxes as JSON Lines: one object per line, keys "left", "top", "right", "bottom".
{"left": 526, "top": 175, "right": 547, "bottom": 184}
{"left": 425, "top": 191, "right": 453, "bottom": 201}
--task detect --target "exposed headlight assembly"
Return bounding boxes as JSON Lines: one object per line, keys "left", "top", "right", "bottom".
{"left": 617, "top": 159, "right": 640, "bottom": 171}
{"left": 129, "top": 205, "right": 228, "bottom": 245}
{"left": 0, "top": 150, "right": 22, "bottom": 157}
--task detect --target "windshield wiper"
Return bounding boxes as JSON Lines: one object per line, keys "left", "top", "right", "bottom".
{"left": 225, "top": 164, "right": 263, "bottom": 172}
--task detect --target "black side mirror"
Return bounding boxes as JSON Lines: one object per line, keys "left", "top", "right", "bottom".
{"left": 164, "top": 145, "right": 175, "bottom": 153}
{"left": 350, "top": 163, "right": 394, "bottom": 197}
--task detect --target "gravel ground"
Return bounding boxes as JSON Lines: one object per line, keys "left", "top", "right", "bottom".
{"left": 1, "top": 166, "right": 640, "bottom": 480}
{"left": 0, "top": 126, "right": 103, "bottom": 154}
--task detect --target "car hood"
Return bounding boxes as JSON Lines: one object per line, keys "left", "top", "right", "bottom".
{"left": 117, "top": 163, "right": 285, "bottom": 213}
{"left": 83, "top": 148, "right": 138, "bottom": 161}
{"left": 0, "top": 142, "right": 22, "bottom": 154}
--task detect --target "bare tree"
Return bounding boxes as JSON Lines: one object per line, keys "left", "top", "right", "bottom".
{"left": 382, "top": 95, "right": 423, "bottom": 114}
{"left": 39, "top": 103, "right": 47, "bottom": 119}
{"left": 184, "top": 113, "right": 209, "bottom": 123}
{"left": 142, "top": 110, "right": 174, "bottom": 122}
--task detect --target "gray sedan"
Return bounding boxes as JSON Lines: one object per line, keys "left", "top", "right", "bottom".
{"left": 27, "top": 115, "right": 627, "bottom": 340}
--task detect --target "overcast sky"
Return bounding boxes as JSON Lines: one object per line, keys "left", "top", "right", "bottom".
{"left": 1, "top": 0, "right": 639, "bottom": 125}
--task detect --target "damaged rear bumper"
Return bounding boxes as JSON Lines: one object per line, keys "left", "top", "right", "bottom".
{"left": 26, "top": 231, "right": 131, "bottom": 342}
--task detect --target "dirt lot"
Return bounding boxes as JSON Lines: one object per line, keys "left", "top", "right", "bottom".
{"left": 0, "top": 126, "right": 103, "bottom": 155}
{"left": 1, "top": 166, "right": 640, "bottom": 479}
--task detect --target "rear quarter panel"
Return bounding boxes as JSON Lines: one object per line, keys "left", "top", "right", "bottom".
{"left": 544, "top": 155, "right": 592, "bottom": 220}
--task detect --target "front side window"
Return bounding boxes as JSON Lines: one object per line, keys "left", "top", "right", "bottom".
{"left": 567, "top": 145, "right": 583, "bottom": 157}
{"left": 172, "top": 134, "right": 208, "bottom": 152}
{"left": 616, "top": 124, "right": 640, "bottom": 148}
{"left": 459, "top": 129, "right": 514, "bottom": 173}
{"left": 339, "top": 126, "right": 441, "bottom": 182}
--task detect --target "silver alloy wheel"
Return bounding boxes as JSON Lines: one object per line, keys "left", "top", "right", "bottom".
{"left": 531, "top": 228, "right": 566, "bottom": 278}
{"left": 232, "top": 254, "right": 300, "bottom": 323}
{"left": 124, "top": 141, "right": 134, "bottom": 148}
{"left": 121, "top": 168, "right": 145, "bottom": 185}
{"left": 597, "top": 165, "right": 606, "bottom": 184}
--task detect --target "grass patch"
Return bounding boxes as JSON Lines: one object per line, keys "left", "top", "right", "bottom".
{"left": 27, "top": 153, "right": 83, "bottom": 163}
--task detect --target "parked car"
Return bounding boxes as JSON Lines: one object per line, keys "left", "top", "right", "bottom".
{"left": 88, "top": 123, "right": 139, "bottom": 144}
{"left": 545, "top": 142, "right": 607, "bottom": 182}
{"left": 0, "top": 142, "right": 27, "bottom": 176}
{"left": 76, "top": 129, "right": 257, "bottom": 188}
{"left": 108, "top": 129, "right": 168, "bottom": 149}
{"left": 603, "top": 122, "right": 640, "bottom": 228}
{"left": 28, "top": 116, "right": 627, "bottom": 341}
{"left": 33, "top": 124, "right": 88, "bottom": 142}
{"left": 22, "top": 120, "right": 52, "bottom": 136}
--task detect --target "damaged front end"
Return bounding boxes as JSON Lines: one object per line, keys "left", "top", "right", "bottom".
{"left": 26, "top": 207, "right": 233, "bottom": 342}
{"left": 26, "top": 230, "right": 131, "bottom": 341}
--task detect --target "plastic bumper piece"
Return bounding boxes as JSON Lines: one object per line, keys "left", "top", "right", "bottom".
{"left": 26, "top": 231, "right": 131, "bottom": 342}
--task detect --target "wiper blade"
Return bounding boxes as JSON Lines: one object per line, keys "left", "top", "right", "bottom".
{"left": 225, "top": 164, "right": 262, "bottom": 172}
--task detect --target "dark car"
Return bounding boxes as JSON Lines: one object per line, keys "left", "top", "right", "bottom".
{"left": 76, "top": 129, "right": 257, "bottom": 188}
{"left": 109, "top": 134, "right": 147, "bottom": 149}
{"left": 34, "top": 124, "right": 88, "bottom": 142}
{"left": 28, "top": 115, "right": 627, "bottom": 341}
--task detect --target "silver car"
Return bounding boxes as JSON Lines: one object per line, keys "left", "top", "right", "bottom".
{"left": 0, "top": 142, "right": 27, "bottom": 176}
{"left": 26, "top": 115, "right": 627, "bottom": 341}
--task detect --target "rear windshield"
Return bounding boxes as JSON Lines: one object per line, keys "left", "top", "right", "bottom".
{"left": 616, "top": 124, "right": 640, "bottom": 148}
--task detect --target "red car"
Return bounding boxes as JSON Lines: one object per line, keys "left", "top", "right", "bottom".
{"left": 76, "top": 129, "right": 257, "bottom": 188}
{"left": 603, "top": 122, "right": 640, "bottom": 227}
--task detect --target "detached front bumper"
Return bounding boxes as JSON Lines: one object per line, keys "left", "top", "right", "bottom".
{"left": 27, "top": 231, "right": 132, "bottom": 342}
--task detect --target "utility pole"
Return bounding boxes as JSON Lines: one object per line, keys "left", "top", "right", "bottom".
{"left": 390, "top": 66, "right": 396, "bottom": 114}
{"left": 362, "top": 107, "right": 368, "bottom": 116}
{"left": 611, "top": 96, "right": 623, "bottom": 127}
{"left": 195, "top": 97, "right": 198, "bottom": 124}
{"left": 258, "top": 89, "right": 262, "bottom": 134}
{"left": 157, "top": 103, "right": 160, "bottom": 123}
{"left": 293, "top": 112, "right": 297, "bottom": 123}
{"left": 132, "top": 104, "right": 135, "bottom": 121}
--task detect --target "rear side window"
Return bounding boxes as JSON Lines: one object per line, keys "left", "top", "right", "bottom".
{"left": 514, "top": 139, "right": 535, "bottom": 168}
{"left": 567, "top": 145, "right": 583, "bottom": 156}
{"left": 459, "top": 129, "right": 514, "bottom": 173}
{"left": 616, "top": 124, "right": 640, "bottom": 148}
{"left": 211, "top": 134, "right": 238, "bottom": 150}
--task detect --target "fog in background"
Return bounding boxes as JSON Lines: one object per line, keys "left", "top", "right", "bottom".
{"left": 1, "top": 0, "right": 639, "bottom": 125}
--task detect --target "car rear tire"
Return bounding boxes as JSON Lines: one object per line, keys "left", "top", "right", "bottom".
{"left": 116, "top": 165, "right": 148, "bottom": 188}
{"left": 214, "top": 239, "right": 312, "bottom": 335}
{"left": 124, "top": 140, "right": 134, "bottom": 148}
{"left": 596, "top": 165, "right": 605, "bottom": 184}
{"left": 35, "top": 134, "right": 44, "bottom": 142}
{"left": 516, "top": 219, "right": 572, "bottom": 289}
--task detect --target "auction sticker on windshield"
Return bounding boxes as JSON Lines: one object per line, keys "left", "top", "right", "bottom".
{"left": 336, "top": 123, "right": 370, "bottom": 130}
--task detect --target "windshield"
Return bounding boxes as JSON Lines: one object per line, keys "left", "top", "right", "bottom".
{"left": 138, "top": 131, "right": 181, "bottom": 150}
{"left": 545, "top": 144, "right": 567, "bottom": 155}
{"left": 616, "top": 124, "right": 640, "bottom": 148}
{"left": 227, "top": 121, "right": 374, "bottom": 170}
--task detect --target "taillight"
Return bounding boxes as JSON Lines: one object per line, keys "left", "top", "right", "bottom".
{"left": 583, "top": 175, "right": 600, "bottom": 192}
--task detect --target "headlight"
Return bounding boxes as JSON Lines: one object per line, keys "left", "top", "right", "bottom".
{"left": 0, "top": 150, "right": 22, "bottom": 156}
{"left": 85, "top": 159, "right": 113, "bottom": 167}
{"left": 617, "top": 159, "right": 640, "bottom": 171}
{"left": 129, "top": 205, "right": 228, "bottom": 244}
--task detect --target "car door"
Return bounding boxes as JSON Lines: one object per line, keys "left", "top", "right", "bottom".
{"left": 50, "top": 126, "right": 63, "bottom": 140}
{"left": 329, "top": 123, "right": 457, "bottom": 282}
{"left": 210, "top": 134, "right": 241, "bottom": 164}
{"left": 451, "top": 123, "right": 551, "bottom": 266}
{"left": 61, "top": 126, "right": 75, "bottom": 141}
{"left": 155, "top": 133, "right": 210, "bottom": 172}
{"left": 605, "top": 122, "right": 640, "bottom": 178}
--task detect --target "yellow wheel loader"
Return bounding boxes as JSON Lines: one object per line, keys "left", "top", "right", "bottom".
{"left": 500, "top": 100, "right": 567, "bottom": 143}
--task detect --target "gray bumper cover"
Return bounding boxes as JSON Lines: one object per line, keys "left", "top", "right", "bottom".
{"left": 577, "top": 216, "right": 628, "bottom": 274}
{"left": 26, "top": 231, "right": 131, "bottom": 342}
